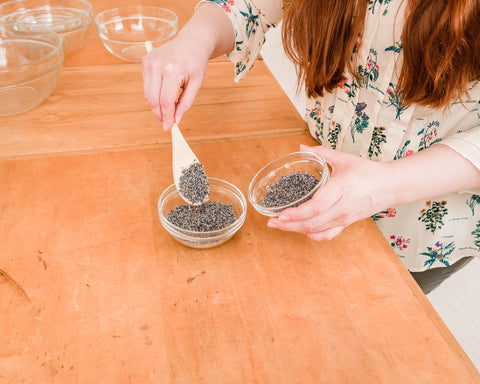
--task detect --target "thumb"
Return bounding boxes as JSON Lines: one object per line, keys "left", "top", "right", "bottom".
{"left": 300, "top": 144, "right": 341, "bottom": 168}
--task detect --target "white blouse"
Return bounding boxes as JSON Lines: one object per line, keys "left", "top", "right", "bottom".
{"left": 201, "top": 0, "right": 480, "bottom": 271}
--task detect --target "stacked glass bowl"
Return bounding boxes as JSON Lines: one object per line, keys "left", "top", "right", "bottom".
{"left": 0, "top": 22, "right": 64, "bottom": 116}
{"left": 0, "top": 0, "right": 92, "bottom": 56}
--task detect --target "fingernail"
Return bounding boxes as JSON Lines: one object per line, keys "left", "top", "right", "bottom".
{"left": 162, "top": 122, "right": 167, "bottom": 131}
{"left": 175, "top": 113, "right": 183, "bottom": 124}
{"left": 278, "top": 215, "right": 289, "bottom": 221}
{"left": 267, "top": 221, "right": 277, "bottom": 228}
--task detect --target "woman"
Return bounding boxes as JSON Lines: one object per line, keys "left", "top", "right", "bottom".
{"left": 142, "top": 0, "right": 480, "bottom": 293}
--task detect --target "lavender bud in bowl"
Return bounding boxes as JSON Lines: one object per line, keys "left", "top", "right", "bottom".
{"left": 248, "top": 151, "right": 330, "bottom": 217}
{"left": 158, "top": 177, "right": 247, "bottom": 249}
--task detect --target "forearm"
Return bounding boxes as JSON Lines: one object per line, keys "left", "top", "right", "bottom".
{"left": 177, "top": 3, "right": 235, "bottom": 60}
{"left": 385, "top": 143, "right": 480, "bottom": 206}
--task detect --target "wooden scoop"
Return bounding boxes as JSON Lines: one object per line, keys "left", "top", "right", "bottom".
{"left": 171, "top": 123, "right": 209, "bottom": 205}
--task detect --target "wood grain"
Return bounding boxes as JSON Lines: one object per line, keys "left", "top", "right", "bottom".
{"left": 0, "top": 61, "right": 305, "bottom": 160}
{"left": 0, "top": 135, "right": 479, "bottom": 383}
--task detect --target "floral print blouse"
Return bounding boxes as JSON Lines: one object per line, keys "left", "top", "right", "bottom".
{"left": 201, "top": 0, "right": 480, "bottom": 272}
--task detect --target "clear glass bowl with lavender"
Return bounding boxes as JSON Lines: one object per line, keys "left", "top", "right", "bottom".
{"left": 158, "top": 178, "right": 247, "bottom": 249}
{"left": 248, "top": 151, "right": 330, "bottom": 217}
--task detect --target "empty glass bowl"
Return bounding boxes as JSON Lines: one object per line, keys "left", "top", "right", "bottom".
{"left": 0, "top": 0, "right": 92, "bottom": 56}
{"left": 158, "top": 178, "right": 247, "bottom": 249}
{"left": 248, "top": 151, "right": 330, "bottom": 217}
{"left": 0, "top": 22, "right": 64, "bottom": 116}
{"left": 94, "top": 6, "right": 178, "bottom": 62}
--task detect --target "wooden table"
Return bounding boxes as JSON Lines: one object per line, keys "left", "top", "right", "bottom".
{"left": 1, "top": 2, "right": 479, "bottom": 383}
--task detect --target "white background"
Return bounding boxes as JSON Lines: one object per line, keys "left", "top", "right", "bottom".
{"left": 259, "top": 25, "right": 480, "bottom": 370}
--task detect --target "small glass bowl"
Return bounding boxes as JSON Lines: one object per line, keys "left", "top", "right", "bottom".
{"left": 158, "top": 178, "right": 247, "bottom": 249}
{"left": 0, "top": 22, "right": 64, "bottom": 116}
{"left": 94, "top": 6, "right": 178, "bottom": 62}
{"left": 248, "top": 151, "right": 330, "bottom": 217}
{"left": 0, "top": 0, "right": 93, "bottom": 56}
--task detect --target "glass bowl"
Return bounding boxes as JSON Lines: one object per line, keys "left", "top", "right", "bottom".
{"left": 248, "top": 151, "right": 330, "bottom": 217}
{"left": 0, "top": 22, "right": 64, "bottom": 116}
{"left": 94, "top": 6, "right": 178, "bottom": 62}
{"left": 0, "top": 0, "right": 92, "bottom": 56}
{"left": 158, "top": 177, "right": 247, "bottom": 249}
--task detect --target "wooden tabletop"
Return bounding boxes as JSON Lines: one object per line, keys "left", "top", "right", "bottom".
{"left": 1, "top": 134, "right": 479, "bottom": 383}
{"left": 0, "top": 61, "right": 301, "bottom": 160}
{"left": 1, "top": 1, "right": 479, "bottom": 382}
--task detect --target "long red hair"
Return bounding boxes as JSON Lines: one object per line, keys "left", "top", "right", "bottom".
{"left": 282, "top": 0, "right": 480, "bottom": 108}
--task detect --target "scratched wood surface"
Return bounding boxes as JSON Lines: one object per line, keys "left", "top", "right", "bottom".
{"left": 0, "top": 135, "right": 479, "bottom": 383}
{"left": 0, "top": 61, "right": 304, "bottom": 160}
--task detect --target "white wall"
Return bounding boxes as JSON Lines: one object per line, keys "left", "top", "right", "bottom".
{"left": 260, "top": 25, "right": 480, "bottom": 371}
{"left": 427, "top": 258, "right": 480, "bottom": 369}
{"left": 260, "top": 25, "right": 305, "bottom": 118}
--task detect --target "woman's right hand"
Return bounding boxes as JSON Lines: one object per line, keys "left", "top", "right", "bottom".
{"left": 142, "top": 36, "right": 210, "bottom": 131}
{"left": 142, "top": 3, "right": 235, "bottom": 131}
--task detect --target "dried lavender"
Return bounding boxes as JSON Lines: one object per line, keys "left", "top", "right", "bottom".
{"left": 261, "top": 171, "right": 320, "bottom": 207}
{"left": 178, "top": 161, "right": 209, "bottom": 204}
{"left": 167, "top": 201, "right": 236, "bottom": 232}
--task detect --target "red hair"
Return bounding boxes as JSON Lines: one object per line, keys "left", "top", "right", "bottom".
{"left": 282, "top": 0, "right": 480, "bottom": 108}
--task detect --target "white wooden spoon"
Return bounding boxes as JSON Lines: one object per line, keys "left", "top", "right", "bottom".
{"left": 144, "top": 41, "right": 209, "bottom": 205}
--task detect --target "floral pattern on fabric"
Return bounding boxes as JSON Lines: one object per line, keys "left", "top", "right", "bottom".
{"left": 327, "top": 122, "right": 341, "bottom": 150}
{"left": 418, "top": 121, "right": 442, "bottom": 151}
{"left": 419, "top": 201, "right": 448, "bottom": 234}
{"left": 369, "top": 0, "right": 393, "bottom": 16}
{"left": 350, "top": 102, "right": 370, "bottom": 143}
{"left": 472, "top": 220, "right": 480, "bottom": 249}
{"left": 200, "top": 0, "right": 281, "bottom": 80}
{"left": 372, "top": 208, "right": 396, "bottom": 221}
{"left": 357, "top": 49, "right": 380, "bottom": 87}
{"left": 421, "top": 241, "right": 454, "bottom": 269}
{"left": 467, "top": 195, "right": 480, "bottom": 215}
{"left": 389, "top": 235, "right": 410, "bottom": 254}
{"left": 307, "top": 101, "right": 323, "bottom": 140}
{"left": 205, "top": 0, "right": 480, "bottom": 271}
{"left": 368, "top": 126, "right": 387, "bottom": 158}
{"left": 386, "top": 83, "right": 408, "bottom": 120}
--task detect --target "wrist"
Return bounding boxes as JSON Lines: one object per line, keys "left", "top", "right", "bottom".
{"left": 372, "top": 161, "right": 403, "bottom": 210}
{"left": 179, "top": 2, "right": 235, "bottom": 59}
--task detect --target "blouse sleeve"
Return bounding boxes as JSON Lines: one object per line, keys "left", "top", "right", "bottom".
{"left": 198, "top": 0, "right": 283, "bottom": 81}
{"left": 440, "top": 93, "right": 480, "bottom": 193}
{"left": 442, "top": 127, "right": 480, "bottom": 171}
{"left": 441, "top": 86, "right": 480, "bottom": 171}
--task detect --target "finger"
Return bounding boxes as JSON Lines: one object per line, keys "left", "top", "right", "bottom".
{"left": 268, "top": 204, "right": 344, "bottom": 235}
{"left": 278, "top": 181, "right": 343, "bottom": 222}
{"left": 300, "top": 144, "right": 341, "bottom": 169}
{"left": 159, "top": 65, "right": 184, "bottom": 131}
{"left": 174, "top": 77, "right": 203, "bottom": 124}
{"left": 142, "top": 55, "right": 162, "bottom": 119}
{"left": 150, "top": 78, "right": 163, "bottom": 122}
{"left": 306, "top": 226, "right": 345, "bottom": 241}
{"left": 143, "top": 68, "right": 163, "bottom": 121}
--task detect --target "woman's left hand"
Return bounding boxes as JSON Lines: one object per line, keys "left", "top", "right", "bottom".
{"left": 267, "top": 144, "right": 393, "bottom": 241}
